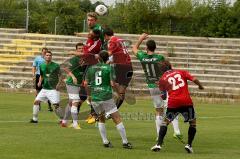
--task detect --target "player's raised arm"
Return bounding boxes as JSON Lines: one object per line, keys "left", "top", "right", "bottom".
{"left": 132, "top": 33, "right": 149, "bottom": 55}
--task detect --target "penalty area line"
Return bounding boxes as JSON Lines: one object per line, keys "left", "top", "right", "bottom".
{"left": 0, "top": 116, "right": 240, "bottom": 123}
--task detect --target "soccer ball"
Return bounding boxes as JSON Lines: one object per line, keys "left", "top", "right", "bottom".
{"left": 95, "top": 4, "right": 108, "bottom": 16}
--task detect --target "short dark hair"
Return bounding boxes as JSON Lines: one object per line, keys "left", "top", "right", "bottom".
{"left": 93, "top": 29, "right": 101, "bottom": 39}
{"left": 75, "top": 42, "right": 83, "bottom": 50}
{"left": 99, "top": 50, "right": 109, "bottom": 63}
{"left": 46, "top": 50, "right": 52, "bottom": 55}
{"left": 103, "top": 27, "right": 114, "bottom": 36}
{"left": 158, "top": 60, "right": 172, "bottom": 73}
{"left": 146, "top": 40, "right": 156, "bottom": 52}
{"left": 42, "top": 47, "right": 48, "bottom": 52}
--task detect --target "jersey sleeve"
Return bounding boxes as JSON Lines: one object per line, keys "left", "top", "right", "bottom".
{"left": 159, "top": 75, "right": 172, "bottom": 91}
{"left": 136, "top": 50, "right": 144, "bottom": 60}
{"left": 88, "top": 40, "right": 102, "bottom": 54}
{"left": 182, "top": 70, "right": 194, "bottom": 81}
{"left": 157, "top": 54, "right": 165, "bottom": 61}
{"left": 32, "top": 57, "right": 37, "bottom": 67}
{"left": 159, "top": 78, "right": 166, "bottom": 91}
{"left": 108, "top": 40, "right": 118, "bottom": 53}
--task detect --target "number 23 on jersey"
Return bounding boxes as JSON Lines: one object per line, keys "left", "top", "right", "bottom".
{"left": 168, "top": 74, "right": 185, "bottom": 91}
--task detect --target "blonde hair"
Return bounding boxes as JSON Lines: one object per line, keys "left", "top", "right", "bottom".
{"left": 87, "top": 12, "right": 98, "bottom": 20}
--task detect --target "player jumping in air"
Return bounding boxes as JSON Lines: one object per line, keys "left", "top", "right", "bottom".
{"left": 103, "top": 28, "right": 133, "bottom": 112}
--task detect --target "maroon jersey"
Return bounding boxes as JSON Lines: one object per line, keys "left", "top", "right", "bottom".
{"left": 83, "top": 38, "right": 102, "bottom": 55}
{"left": 82, "top": 38, "right": 102, "bottom": 65}
{"left": 108, "top": 36, "right": 131, "bottom": 65}
{"left": 159, "top": 69, "right": 195, "bottom": 108}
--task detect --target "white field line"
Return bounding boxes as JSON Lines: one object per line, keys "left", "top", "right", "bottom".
{"left": 0, "top": 116, "right": 240, "bottom": 123}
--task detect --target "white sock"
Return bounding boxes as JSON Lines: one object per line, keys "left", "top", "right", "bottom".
{"left": 71, "top": 106, "right": 78, "bottom": 126}
{"left": 33, "top": 105, "right": 39, "bottom": 121}
{"left": 98, "top": 122, "right": 109, "bottom": 144}
{"left": 116, "top": 122, "right": 128, "bottom": 144}
{"left": 172, "top": 115, "right": 181, "bottom": 135}
{"left": 155, "top": 115, "right": 163, "bottom": 136}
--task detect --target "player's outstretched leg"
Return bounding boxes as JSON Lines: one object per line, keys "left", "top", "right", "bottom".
{"left": 98, "top": 114, "right": 112, "bottom": 148}
{"left": 172, "top": 115, "right": 184, "bottom": 143}
{"left": 47, "top": 100, "right": 53, "bottom": 112}
{"left": 85, "top": 100, "right": 97, "bottom": 124}
{"left": 30, "top": 100, "right": 40, "bottom": 123}
{"left": 185, "top": 119, "right": 196, "bottom": 153}
{"left": 53, "top": 104, "right": 64, "bottom": 123}
{"left": 151, "top": 119, "right": 170, "bottom": 152}
{"left": 111, "top": 111, "right": 132, "bottom": 149}
{"left": 155, "top": 107, "right": 164, "bottom": 140}
{"left": 71, "top": 104, "right": 81, "bottom": 129}
{"left": 61, "top": 102, "right": 71, "bottom": 127}
{"left": 116, "top": 93, "right": 125, "bottom": 109}
{"left": 115, "top": 84, "right": 128, "bottom": 109}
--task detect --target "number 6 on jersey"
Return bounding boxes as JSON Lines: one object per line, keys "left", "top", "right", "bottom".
{"left": 95, "top": 71, "right": 102, "bottom": 85}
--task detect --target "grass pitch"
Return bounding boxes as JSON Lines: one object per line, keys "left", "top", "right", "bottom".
{"left": 0, "top": 92, "right": 240, "bottom": 159}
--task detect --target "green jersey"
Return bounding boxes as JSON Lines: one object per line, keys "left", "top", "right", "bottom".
{"left": 136, "top": 50, "right": 165, "bottom": 88}
{"left": 86, "top": 62, "right": 115, "bottom": 102}
{"left": 40, "top": 61, "right": 60, "bottom": 90}
{"left": 91, "top": 24, "right": 104, "bottom": 46}
{"left": 65, "top": 56, "right": 86, "bottom": 86}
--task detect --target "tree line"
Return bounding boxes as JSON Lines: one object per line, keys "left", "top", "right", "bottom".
{"left": 1, "top": 0, "right": 240, "bottom": 38}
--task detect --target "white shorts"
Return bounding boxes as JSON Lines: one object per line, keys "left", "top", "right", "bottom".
{"left": 66, "top": 84, "right": 80, "bottom": 102}
{"left": 149, "top": 87, "right": 164, "bottom": 108}
{"left": 91, "top": 99, "right": 118, "bottom": 115}
{"left": 36, "top": 89, "right": 60, "bottom": 104}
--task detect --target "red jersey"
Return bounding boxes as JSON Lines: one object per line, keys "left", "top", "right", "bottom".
{"left": 159, "top": 69, "right": 195, "bottom": 108}
{"left": 83, "top": 39, "right": 102, "bottom": 55}
{"left": 108, "top": 36, "right": 131, "bottom": 65}
{"left": 82, "top": 39, "right": 101, "bottom": 66}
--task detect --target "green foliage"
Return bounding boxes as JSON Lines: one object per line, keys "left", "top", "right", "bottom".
{"left": 1, "top": 0, "right": 240, "bottom": 37}
{"left": 28, "top": 0, "right": 87, "bottom": 34}
{"left": 0, "top": 0, "right": 26, "bottom": 27}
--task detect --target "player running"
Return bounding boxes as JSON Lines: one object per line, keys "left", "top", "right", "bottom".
{"left": 30, "top": 51, "right": 64, "bottom": 123}
{"left": 132, "top": 33, "right": 182, "bottom": 142}
{"left": 32, "top": 47, "right": 53, "bottom": 111}
{"left": 103, "top": 27, "right": 133, "bottom": 111}
{"left": 84, "top": 50, "right": 132, "bottom": 149}
{"left": 151, "top": 61, "right": 204, "bottom": 153}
